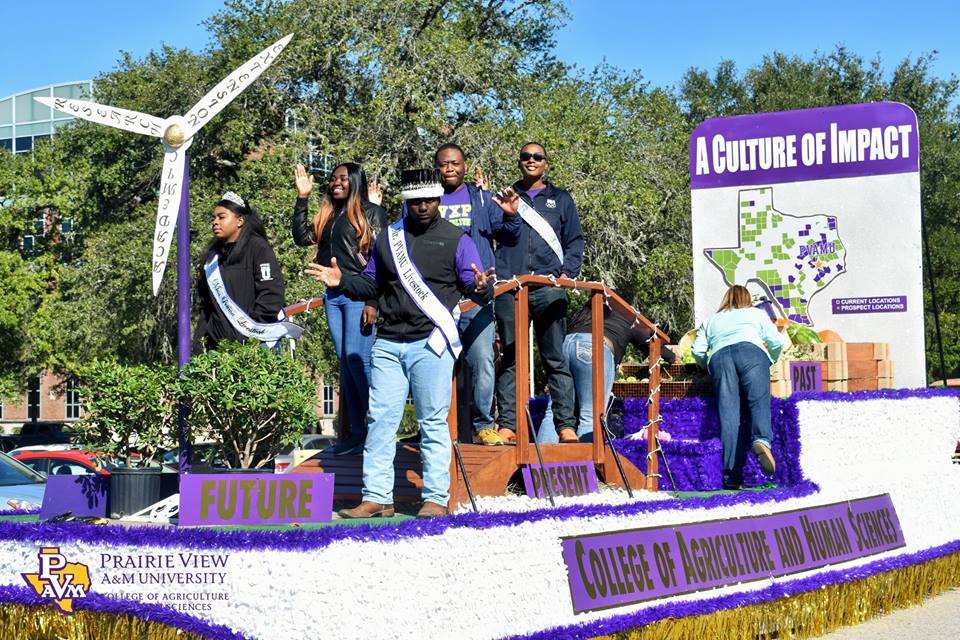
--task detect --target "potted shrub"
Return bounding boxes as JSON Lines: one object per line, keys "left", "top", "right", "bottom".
{"left": 75, "top": 360, "right": 179, "bottom": 516}
{"left": 178, "top": 341, "right": 316, "bottom": 470}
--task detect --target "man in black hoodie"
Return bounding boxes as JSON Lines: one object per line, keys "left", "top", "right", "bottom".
{"left": 307, "top": 169, "right": 492, "bottom": 518}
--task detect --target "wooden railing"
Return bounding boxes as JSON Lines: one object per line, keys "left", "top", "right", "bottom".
{"left": 283, "top": 275, "right": 671, "bottom": 492}
{"left": 459, "top": 275, "right": 669, "bottom": 490}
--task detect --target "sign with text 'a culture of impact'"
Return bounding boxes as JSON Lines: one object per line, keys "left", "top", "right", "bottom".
{"left": 179, "top": 474, "right": 334, "bottom": 526}
{"left": 690, "top": 103, "right": 924, "bottom": 387}
{"left": 561, "top": 494, "right": 904, "bottom": 613}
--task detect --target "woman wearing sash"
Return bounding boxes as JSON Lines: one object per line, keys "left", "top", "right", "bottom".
{"left": 292, "top": 162, "right": 388, "bottom": 455}
{"left": 194, "top": 192, "right": 285, "bottom": 352}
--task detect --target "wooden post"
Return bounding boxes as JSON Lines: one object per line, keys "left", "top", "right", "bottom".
{"left": 646, "top": 337, "right": 662, "bottom": 491}
{"left": 514, "top": 287, "right": 531, "bottom": 464}
{"left": 590, "top": 290, "right": 605, "bottom": 466}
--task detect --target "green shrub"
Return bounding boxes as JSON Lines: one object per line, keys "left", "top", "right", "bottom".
{"left": 179, "top": 341, "right": 317, "bottom": 468}
{"left": 75, "top": 360, "right": 177, "bottom": 465}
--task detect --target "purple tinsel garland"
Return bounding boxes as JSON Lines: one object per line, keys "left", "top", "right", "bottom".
{"left": 503, "top": 537, "right": 960, "bottom": 640}
{"left": 0, "top": 481, "right": 820, "bottom": 554}
{"left": 0, "top": 585, "right": 248, "bottom": 640}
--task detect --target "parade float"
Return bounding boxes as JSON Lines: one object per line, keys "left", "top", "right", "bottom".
{"left": 1, "top": 42, "right": 958, "bottom": 640}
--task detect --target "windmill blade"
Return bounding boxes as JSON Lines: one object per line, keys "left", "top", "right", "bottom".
{"left": 34, "top": 96, "right": 164, "bottom": 138}
{"left": 182, "top": 33, "right": 294, "bottom": 137}
{"left": 152, "top": 149, "right": 187, "bottom": 296}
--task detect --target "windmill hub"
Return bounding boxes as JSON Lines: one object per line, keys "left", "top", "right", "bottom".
{"left": 163, "top": 123, "right": 186, "bottom": 148}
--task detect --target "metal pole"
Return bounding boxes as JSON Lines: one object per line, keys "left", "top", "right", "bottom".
{"left": 176, "top": 157, "right": 192, "bottom": 474}
{"left": 599, "top": 395, "right": 633, "bottom": 498}
{"left": 452, "top": 441, "right": 478, "bottom": 512}
{"left": 921, "top": 203, "right": 948, "bottom": 385}
{"left": 526, "top": 405, "right": 555, "bottom": 507}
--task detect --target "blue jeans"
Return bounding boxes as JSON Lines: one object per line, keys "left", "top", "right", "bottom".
{"left": 458, "top": 305, "right": 496, "bottom": 433}
{"left": 707, "top": 342, "right": 773, "bottom": 487}
{"left": 539, "top": 334, "right": 614, "bottom": 443}
{"left": 325, "top": 288, "right": 374, "bottom": 438}
{"left": 362, "top": 337, "right": 454, "bottom": 506}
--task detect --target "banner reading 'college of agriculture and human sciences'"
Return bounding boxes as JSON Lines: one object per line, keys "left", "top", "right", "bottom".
{"left": 690, "top": 102, "right": 924, "bottom": 387}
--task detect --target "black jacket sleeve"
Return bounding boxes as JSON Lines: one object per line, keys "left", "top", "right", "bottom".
{"left": 193, "top": 265, "right": 212, "bottom": 353}
{"left": 292, "top": 197, "right": 316, "bottom": 247}
{"left": 250, "top": 240, "right": 285, "bottom": 322}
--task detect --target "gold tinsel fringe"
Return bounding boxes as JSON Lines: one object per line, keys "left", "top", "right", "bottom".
{"left": 2, "top": 552, "right": 958, "bottom": 639}
{"left": 593, "top": 551, "right": 960, "bottom": 640}
{"left": 0, "top": 604, "right": 206, "bottom": 640}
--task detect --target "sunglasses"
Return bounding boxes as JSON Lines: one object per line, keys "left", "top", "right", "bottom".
{"left": 519, "top": 152, "right": 547, "bottom": 162}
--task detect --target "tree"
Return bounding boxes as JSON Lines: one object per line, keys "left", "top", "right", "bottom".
{"left": 178, "top": 341, "right": 316, "bottom": 468}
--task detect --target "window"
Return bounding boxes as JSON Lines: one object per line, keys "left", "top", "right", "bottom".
{"left": 34, "top": 212, "right": 46, "bottom": 237}
{"left": 27, "top": 375, "right": 41, "bottom": 420}
{"left": 0, "top": 139, "right": 11, "bottom": 151}
{"left": 65, "top": 378, "right": 81, "bottom": 419}
{"left": 322, "top": 384, "right": 335, "bottom": 416}
{"left": 309, "top": 150, "right": 335, "bottom": 176}
{"left": 15, "top": 136, "right": 32, "bottom": 153}
{"left": 21, "top": 458, "right": 48, "bottom": 476}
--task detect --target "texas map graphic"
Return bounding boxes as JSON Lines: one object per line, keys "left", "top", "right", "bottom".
{"left": 704, "top": 187, "right": 846, "bottom": 324}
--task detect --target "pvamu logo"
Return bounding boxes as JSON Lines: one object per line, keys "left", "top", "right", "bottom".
{"left": 21, "top": 547, "right": 91, "bottom": 614}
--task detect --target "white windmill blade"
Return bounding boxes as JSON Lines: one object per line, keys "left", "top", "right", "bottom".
{"left": 152, "top": 147, "right": 189, "bottom": 296}
{"left": 34, "top": 96, "right": 164, "bottom": 138}
{"left": 182, "top": 33, "right": 294, "bottom": 138}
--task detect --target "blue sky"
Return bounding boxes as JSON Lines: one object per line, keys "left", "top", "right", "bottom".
{"left": 2, "top": 1, "right": 957, "bottom": 99}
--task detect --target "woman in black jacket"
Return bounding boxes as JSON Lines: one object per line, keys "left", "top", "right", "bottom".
{"left": 293, "top": 162, "right": 388, "bottom": 455}
{"left": 195, "top": 192, "right": 285, "bottom": 352}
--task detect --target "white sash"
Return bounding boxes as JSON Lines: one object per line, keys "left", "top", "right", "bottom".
{"left": 518, "top": 198, "right": 564, "bottom": 265}
{"left": 204, "top": 256, "right": 304, "bottom": 345}
{"left": 387, "top": 220, "right": 462, "bottom": 358}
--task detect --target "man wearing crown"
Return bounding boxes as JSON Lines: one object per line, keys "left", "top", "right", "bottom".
{"left": 307, "top": 168, "right": 493, "bottom": 518}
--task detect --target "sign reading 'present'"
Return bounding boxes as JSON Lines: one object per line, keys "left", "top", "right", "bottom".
{"left": 561, "top": 493, "right": 904, "bottom": 613}
{"left": 179, "top": 474, "right": 334, "bottom": 526}
{"left": 522, "top": 462, "right": 598, "bottom": 499}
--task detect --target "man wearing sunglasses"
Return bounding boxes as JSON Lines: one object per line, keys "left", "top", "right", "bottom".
{"left": 492, "top": 142, "right": 585, "bottom": 444}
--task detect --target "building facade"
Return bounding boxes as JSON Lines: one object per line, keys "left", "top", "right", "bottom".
{"left": 0, "top": 81, "right": 93, "bottom": 154}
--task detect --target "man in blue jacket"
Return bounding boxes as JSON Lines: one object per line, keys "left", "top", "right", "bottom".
{"left": 492, "top": 142, "right": 585, "bottom": 443}
{"left": 435, "top": 143, "right": 521, "bottom": 446}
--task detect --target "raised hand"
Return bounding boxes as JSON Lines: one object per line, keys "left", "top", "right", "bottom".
{"left": 367, "top": 181, "right": 383, "bottom": 206}
{"left": 305, "top": 257, "right": 342, "bottom": 288}
{"left": 295, "top": 163, "right": 314, "bottom": 198}
{"left": 471, "top": 263, "right": 495, "bottom": 294}
{"left": 473, "top": 164, "right": 490, "bottom": 191}
{"left": 492, "top": 186, "right": 520, "bottom": 216}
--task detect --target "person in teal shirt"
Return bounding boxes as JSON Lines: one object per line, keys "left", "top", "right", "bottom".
{"left": 692, "top": 285, "right": 786, "bottom": 489}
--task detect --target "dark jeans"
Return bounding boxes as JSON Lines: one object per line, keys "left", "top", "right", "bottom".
{"left": 495, "top": 287, "right": 575, "bottom": 433}
{"left": 708, "top": 342, "right": 773, "bottom": 487}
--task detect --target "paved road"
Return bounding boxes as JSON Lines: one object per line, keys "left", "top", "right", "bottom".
{"left": 815, "top": 588, "right": 960, "bottom": 639}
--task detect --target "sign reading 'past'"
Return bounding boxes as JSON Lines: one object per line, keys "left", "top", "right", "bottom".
{"left": 561, "top": 494, "right": 903, "bottom": 613}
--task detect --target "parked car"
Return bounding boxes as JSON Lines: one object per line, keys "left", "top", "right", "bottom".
{"left": 12, "top": 449, "right": 122, "bottom": 477}
{"left": 0, "top": 436, "right": 19, "bottom": 453}
{"left": 13, "top": 421, "right": 75, "bottom": 448}
{"left": 0, "top": 452, "right": 46, "bottom": 511}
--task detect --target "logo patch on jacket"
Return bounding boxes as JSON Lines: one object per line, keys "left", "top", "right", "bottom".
{"left": 546, "top": 198, "right": 557, "bottom": 209}
{"left": 259, "top": 263, "right": 273, "bottom": 281}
